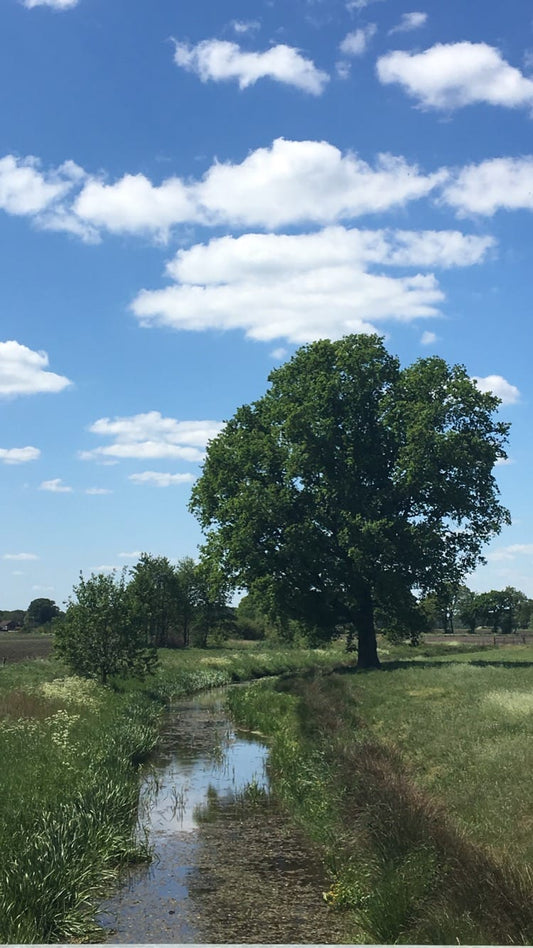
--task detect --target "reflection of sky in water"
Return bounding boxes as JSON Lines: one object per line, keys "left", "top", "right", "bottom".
{"left": 99, "top": 690, "right": 272, "bottom": 942}
{"left": 141, "top": 699, "right": 268, "bottom": 835}
{"left": 146, "top": 732, "right": 269, "bottom": 834}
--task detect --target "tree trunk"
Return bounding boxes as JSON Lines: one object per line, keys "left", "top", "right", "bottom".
{"left": 355, "top": 586, "right": 381, "bottom": 669}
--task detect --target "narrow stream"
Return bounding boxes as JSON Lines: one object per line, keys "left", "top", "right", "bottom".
{"left": 98, "top": 688, "right": 347, "bottom": 944}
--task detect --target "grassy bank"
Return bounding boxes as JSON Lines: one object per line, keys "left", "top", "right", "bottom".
{"left": 0, "top": 642, "right": 356, "bottom": 943}
{"left": 228, "top": 643, "right": 533, "bottom": 945}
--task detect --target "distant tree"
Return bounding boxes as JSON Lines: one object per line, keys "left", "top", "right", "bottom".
{"left": 190, "top": 559, "right": 232, "bottom": 648}
{"left": 128, "top": 554, "right": 180, "bottom": 648}
{"left": 174, "top": 556, "right": 199, "bottom": 647}
{"left": 54, "top": 571, "right": 157, "bottom": 685}
{"left": 25, "top": 598, "right": 61, "bottom": 629}
{"left": 190, "top": 334, "right": 510, "bottom": 668}
{"left": 455, "top": 586, "right": 482, "bottom": 634}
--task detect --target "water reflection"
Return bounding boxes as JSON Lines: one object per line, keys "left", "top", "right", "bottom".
{"left": 99, "top": 690, "right": 269, "bottom": 942}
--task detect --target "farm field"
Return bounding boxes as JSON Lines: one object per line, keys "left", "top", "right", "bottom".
{"left": 0, "top": 632, "right": 53, "bottom": 663}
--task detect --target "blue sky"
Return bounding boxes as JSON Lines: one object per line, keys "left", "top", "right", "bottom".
{"left": 1, "top": 0, "right": 533, "bottom": 610}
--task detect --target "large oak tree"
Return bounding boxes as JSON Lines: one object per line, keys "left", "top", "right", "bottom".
{"left": 190, "top": 335, "right": 510, "bottom": 668}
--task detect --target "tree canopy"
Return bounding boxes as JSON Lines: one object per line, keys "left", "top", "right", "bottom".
{"left": 54, "top": 571, "right": 157, "bottom": 685}
{"left": 190, "top": 334, "right": 510, "bottom": 668}
{"left": 25, "top": 598, "right": 61, "bottom": 628}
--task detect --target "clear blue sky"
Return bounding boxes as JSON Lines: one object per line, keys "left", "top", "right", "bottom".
{"left": 1, "top": 0, "right": 532, "bottom": 609}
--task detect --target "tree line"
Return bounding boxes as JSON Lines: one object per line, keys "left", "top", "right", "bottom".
{"left": 420, "top": 584, "right": 533, "bottom": 636}
{"left": 54, "top": 554, "right": 231, "bottom": 684}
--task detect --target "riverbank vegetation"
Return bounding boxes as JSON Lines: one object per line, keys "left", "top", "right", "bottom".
{"left": 0, "top": 641, "right": 356, "bottom": 943}
{"left": 228, "top": 644, "right": 533, "bottom": 945}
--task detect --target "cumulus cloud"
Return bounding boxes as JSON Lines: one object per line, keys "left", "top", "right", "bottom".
{"left": 128, "top": 471, "right": 195, "bottom": 487}
{"left": 131, "top": 226, "right": 495, "bottom": 343}
{"left": 389, "top": 12, "right": 427, "bottom": 34}
{"left": 442, "top": 157, "right": 533, "bottom": 216}
{"left": 472, "top": 375, "right": 520, "bottom": 405}
{"left": 173, "top": 39, "right": 329, "bottom": 95}
{"left": 118, "top": 551, "right": 142, "bottom": 559}
{"left": 377, "top": 42, "right": 533, "bottom": 111}
{"left": 73, "top": 174, "right": 195, "bottom": 240}
{"left": 0, "top": 446, "right": 40, "bottom": 464}
{"left": 80, "top": 411, "right": 223, "bottom": 463}
{"left": 3, "top": 553, "right": 39, "bottom": 561}
{"left": 85, "top": 487, "right": 113, "bottom": 495}
{"left": 339, "top": 24, "right": 377, "bottom": 57}
{"left": 132, "top": 226, "right": 493, "bottom": 343}
{"left": 39, "top": 478, "right": 73, "bottom": 493}
{"left": 0, "top": 155, "right": 82, "bottom": 216}
{"left": 420, "top": 330, "right": 437, "bottom": 345}
{"left": 0, "top": 341, "right": 72, "bottom": 397}
{"left": 10, "top": 140, "right": 444, "bottom": 239}
{"left": 193, "top": 139, "right": 445, "bottom": 229}
{"left": 23, "top": 0, "right": 79, "bottom": 8}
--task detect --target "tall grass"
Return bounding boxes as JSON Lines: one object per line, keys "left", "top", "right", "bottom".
{"left": 0, "top": 641, "right": 356, "bottom": 942}
{"left": 228, "top": 647, "right": 533, "bottom": 945}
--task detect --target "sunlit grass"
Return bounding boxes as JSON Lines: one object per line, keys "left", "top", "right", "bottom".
{"left": 228, "top": 645, "right": 533, "bottom": 945}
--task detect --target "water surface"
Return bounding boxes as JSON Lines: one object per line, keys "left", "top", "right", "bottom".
{"left": 99, "top": 688, "right": 347, "bottom": 943}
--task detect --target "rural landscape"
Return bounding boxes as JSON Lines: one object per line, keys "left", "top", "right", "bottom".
{"left": 2, "top": 333, "right": 533, "bottom": 944}
{"left": 3, "top": 0, "right": 533, "bottom": 944}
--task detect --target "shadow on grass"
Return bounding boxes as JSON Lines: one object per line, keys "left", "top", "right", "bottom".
{"left": 379, "top": 659, "right": 533, "bottom": 671}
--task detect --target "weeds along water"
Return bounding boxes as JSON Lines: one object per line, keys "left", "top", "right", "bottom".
{"left": 227, "top": 644, "right": 533, "bottom": 946}
{"left": 0, "top": 642, "right": 357, "bottom": 943}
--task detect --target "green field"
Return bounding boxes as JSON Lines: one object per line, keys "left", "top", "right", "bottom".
{"left": 228, "top": 642, "right": 533, "bottom": 945}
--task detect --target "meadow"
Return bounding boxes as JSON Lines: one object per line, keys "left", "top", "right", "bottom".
{"left": 228, "top": 643, "right": 533, "bottom": 945}
{"left": 0, "top": 641, "right": 357, "bottom": 943}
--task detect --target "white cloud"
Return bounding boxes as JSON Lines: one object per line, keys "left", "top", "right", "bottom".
{"left": 128, "top": 471, "right": 195, "bottom": 487}
{"left": 3, "top": 553, "right": 39, "bottom": 561}
{"left": 0, "top": 341, "right": 71, "bottom": 397}
{"left": 23, "top": 0, "right": 78, "bottom": 8}
{"left": 85, "top": 487, "right": 113, "bottom": 495}
{"left": 132, "top": 226, "right": 493, "bottom": 343}
{"left": 0, "top": 155, "right": 80, "bottom": 216}
{"left": 420, "top": 330, "right": 437, "bottom": 345}
{"left": 339, "top": 24, "right": 377, "bottom": 57}
{"left": 0, "top": 446, "right": 40, "bottom": 464}
{"left": 389, "top": 12, "right": 427, "bottom": 34}
{"left": 74, "top": 174, "right": 195, "bottom": 240}
{"left": 271, "top": 347, "right": 288, "bottom": 360}
{"left": 32, "top": 585, "right": 55, "bottom": 592}
{"left": 173, "top": 39, "right": 329, "bottom": 95}
{"left": 80, "top": 411, "right": 223, "bottom": 463}
{"left": 442, "top": 157, "right": 533, "bottom": 216}
{"left": 231, "top": 20, "right": 260, "bottom": 34}
{"left": 346, "top": 0, "right": 384, "bottom": 10}
{"left": 472, "top": 375, "right": 520, "bottom": 405}
{"left": 377, "top": 42, "right": 533, "bottom": 111}
{"left": 118, "top": 551, "right": 142, "bottom": 559}
{"left": 93, "top": 565, "right": 119, "bottom": 573}
{"left": 15, "top": 140, "right": 444, "bottom": 239}
{"left": 487, "top": 544, "right": 533, "bottom": 562}
{"left": 194, "top": 139, "right": 445, "bottom": 229}
{"left": 39, "top": 478, "right": 73, "bottom": 493}
{"left": 132, "top": 227, "right": 463, "bottom": 343}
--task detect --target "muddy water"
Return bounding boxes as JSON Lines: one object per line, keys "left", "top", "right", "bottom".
{"left": 99, "top": 688, "right": 347, "bottom": 944}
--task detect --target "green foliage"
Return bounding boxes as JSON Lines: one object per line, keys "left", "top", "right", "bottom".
{"left": 24, "top": 597, "right": 61, "bottom": 629}
{"left": 54, "top": 570, "right": 157, "bottom": 685}
{"left": 128, "top": 553, "right": 181, "bottom": 647}
{"left": 190, "top": 334, "right": 510, "bottom": 668}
